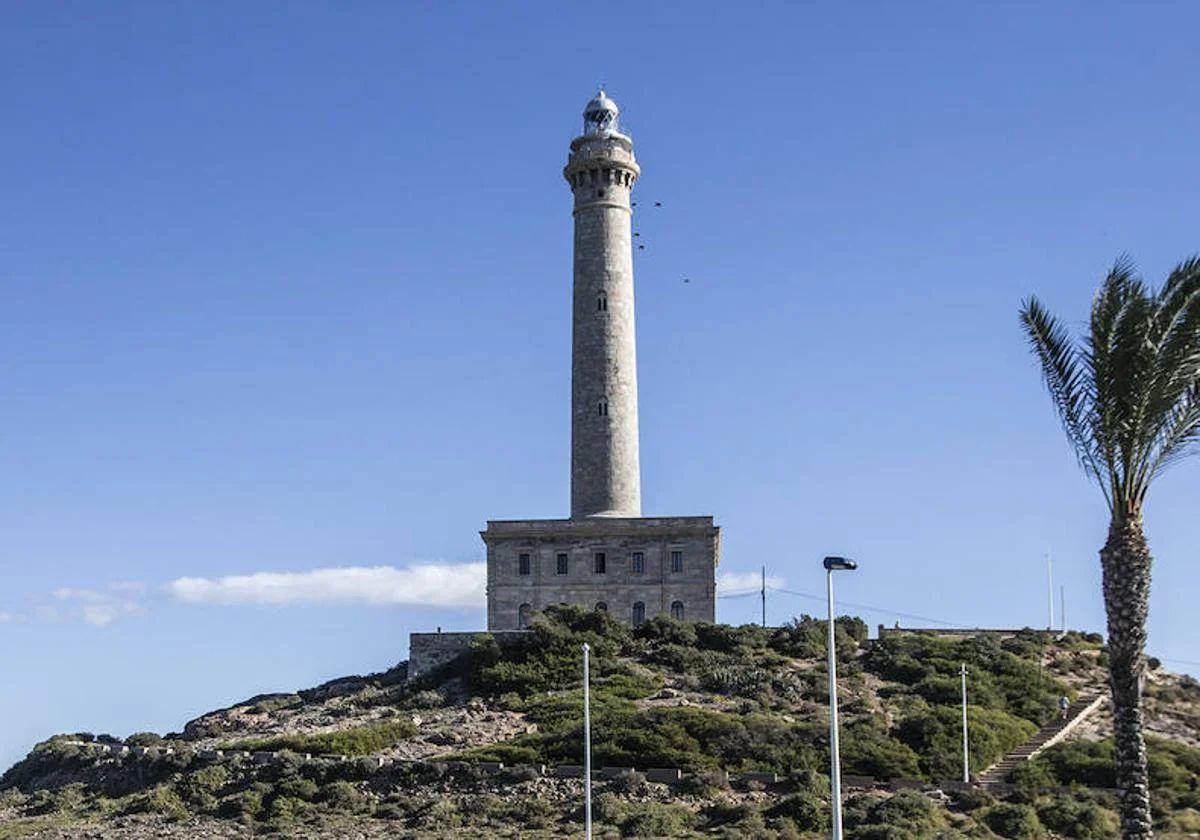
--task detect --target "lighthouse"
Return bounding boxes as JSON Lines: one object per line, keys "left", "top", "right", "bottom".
{"left": 477, "top": 91, "right": 719, "bottom": 633}
{"left": 565, "top": 91, "right": 643, "bottom": 519}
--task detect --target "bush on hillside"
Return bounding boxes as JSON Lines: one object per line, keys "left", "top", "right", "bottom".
{"left": 220, "top": 720, "right": 416, "bottom": 756}
{"left": 981, "top": 802, "right": 1044, "bottom": 838}
{"left": 1036, "top": 793, "right": 1118, "bottom": 838}
{"left": 896, "top": 705, "right": 1034, "bottom": 780}
{"left": 865, "top": 632, "right": 1067, "bottom": 725}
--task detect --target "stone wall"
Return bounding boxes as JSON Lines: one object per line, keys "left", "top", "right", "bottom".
{"left": 483, "top": 516, "right": 718, "bottom": 631}
{"left": 408, "top": 631, "right": 527, "bottom": 680}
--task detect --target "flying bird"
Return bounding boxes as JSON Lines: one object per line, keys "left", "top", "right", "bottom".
{"left": 654, "top": 201, "right": 662, "bottom": 207}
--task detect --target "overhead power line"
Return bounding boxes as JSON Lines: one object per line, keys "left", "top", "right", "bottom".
{"left": 766, "top": 586, "right": 971, "bottom": 629}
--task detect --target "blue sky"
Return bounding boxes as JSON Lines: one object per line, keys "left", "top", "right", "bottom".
{"left": 2, "top": 2, "right": 1198, "bottom": 771}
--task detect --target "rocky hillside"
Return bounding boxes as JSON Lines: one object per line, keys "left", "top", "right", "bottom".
{"left": 2, "top": 607, "right": 1198, "bottom": 838}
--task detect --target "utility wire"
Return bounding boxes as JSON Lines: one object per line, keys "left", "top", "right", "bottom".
{"left": 766, "top": 585, "right": 971, "bottom": 629}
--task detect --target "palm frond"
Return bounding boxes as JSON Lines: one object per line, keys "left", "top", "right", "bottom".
{"left": 1144, "top": 384, "right": 1200, "bottom": 490}
{"left": 1129, "top": 260, "right": 1200, "bottom": 498}
{"left": 1096, "top": 264, "right": 1155, "bottom": 506}
{"left": 1085, "top": 258, "right": 1140, "bottom": 484}
{"left": 1020, "top": 296, "right": 1108, "bottom": 500}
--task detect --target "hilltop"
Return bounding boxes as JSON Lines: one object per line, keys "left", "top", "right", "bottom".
{"left": 2, "top": 607, "right": 1198, "bottom": 838}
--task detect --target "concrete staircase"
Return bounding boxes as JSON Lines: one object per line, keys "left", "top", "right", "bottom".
{"left": 978, "top": 691, "right": 1106, "bottom": 788}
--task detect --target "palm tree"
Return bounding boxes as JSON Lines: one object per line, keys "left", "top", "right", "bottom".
{"left": 1020, "top": 256, "right": 1200, "bottom": 839}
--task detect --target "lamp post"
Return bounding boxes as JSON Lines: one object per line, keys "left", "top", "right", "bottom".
{"left": 960, "top": 663, "right": 970, "bottom": 783}
{"left": 824, "top": 556, "right": 857, "bottom": 840}
{"left": 582, "top": 643, "right": 592, "bottom": 840}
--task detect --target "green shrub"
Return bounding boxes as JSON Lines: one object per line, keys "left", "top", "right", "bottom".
{"left": 1036, "top": 793, "right": 1118, "bottom": 838}
{"left": 276, "top": 775, "right": 319, "bottom": 801}
{"left": 406, "top": 689, "right": 444, "bottom": 709}
{"left": 320, "top": 780, "right": 365, "bottom": 812}
{"left": 218, "top": 788, "right": 264, "bottom": 822}
{"left": 220, "top": 719, "right": 416, "bottom": 756}
{"left": 843, "top": 790, "right": 944, "bottom": 839}
{"left": 178, "top": 764, "right": 229, "bottom": 808}
{"left": 247, "top": 693, "right": 302, "bottom": 714}
{"left": 982, "top": 802, "right": 1044, "bottom": 839}
{"left": 126, "top": 786, "right": 187, "bottom": 821}
{"left": 896, "top": 705, "right": 1034, "bottom": 780}
{"left": 767, "top": 792, "right": 826, "bottom": 831}
{"left": 125, "top": 732, "right": 164, "bottom": 747}
{"left": 841, "top": 720, "right": 921, "bottom": 779}
{"left": 265, "top": 794, "right": 312, "bottom": 822}
{"left": 594, "top": 793, "right": 694, "bottom": 837}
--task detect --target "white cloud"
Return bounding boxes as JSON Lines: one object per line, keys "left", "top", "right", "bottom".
{"left": 51, "top": 586, "right": 144, "bottom": 626}
{"left": 53, "top": 587, "right": 107, "bottom": 602}
{"left": 167, "top": 563, "right": 486, "bottom": 609}
{"left": 717, "top": 571, "right": 784, "bottom": 593}
{"left": 0, "top": 611, "right": 20, "bottom": 623}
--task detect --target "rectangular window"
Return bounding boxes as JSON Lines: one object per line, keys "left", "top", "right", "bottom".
{"left": 671, "top": 550, "right": 683, "bottom": 573}
{"left": 556, "top": 553, "right": 569, "bottom": 575}
{"left": 593, "top": 552, "right": 606, "bottom": 574}
{"left": 631, "top": 551, "right": 644, "bottom": 574}
{"left": 518, "top": 553, "right": 531, "bottom": 576}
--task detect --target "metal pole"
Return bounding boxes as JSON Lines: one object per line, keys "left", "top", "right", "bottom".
{"left": 960, "top": 663, "right": 970, "bottom": 783}
{"left": 761, "top": 565, "right": 767, "bottom": 628}
{"left": 1046, "top": 552, "right": 1054, "bottom": 631}
{"left": 827, "top": 569, "right": 843, "bottom": 840}
{"left": 582, "top": 643, "right": 592, "bottom": 840}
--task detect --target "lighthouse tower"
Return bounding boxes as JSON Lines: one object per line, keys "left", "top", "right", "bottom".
{"left": 565, "top": 91, "right": 642, "bottom": 519}
{"left": 475, "top": 91, "right": 719, "bottom": 634}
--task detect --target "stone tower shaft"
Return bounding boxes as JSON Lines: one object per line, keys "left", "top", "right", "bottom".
{"left": 564, "top": 92, "right": 642, "bottom": 519}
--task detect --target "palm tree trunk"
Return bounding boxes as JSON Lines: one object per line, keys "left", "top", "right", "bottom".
{"left": 1101, "top": 513, "right": 1154, "bottom": 838}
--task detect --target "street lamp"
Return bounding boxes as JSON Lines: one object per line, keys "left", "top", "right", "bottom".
{"left": 824, "top": 555, "right": 857, "bottom": 840}
{"left": 582, "top": 643, "right": 593, "bottom": 840}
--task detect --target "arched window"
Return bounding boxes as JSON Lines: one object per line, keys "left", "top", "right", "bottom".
{"left": 595, "top": 602, "right": 607, "bottom": 612}
{"left": 518, "top": 603, "right": 532, "bottom": 629}
{"left": 671, "top": 601, "right": 685, "bottom": 621}
{"left": 597, "top": 292, "right": 608, "bottom": 312}
{"left": 598, "top": 398, "right": 608, "bottom": 417}
{"left": 632, "top": 601, "right": 646, "bottom": 626}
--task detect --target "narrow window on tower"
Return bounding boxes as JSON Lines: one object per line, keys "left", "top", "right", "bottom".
{"left": 518, "top": 603, "right": 532, "bottom": 629}
{"left": 631, "top": 551, "right": 644, "bottom": 574}
{"left": 671, "top": 601, "right": 685, "bottom": 621}
{"left": 671, "top": 550, "right": 683, "bottom": 573}
{"left": 597, "top": 292, "right": 608, "bottom": 312}
{"left": 556, "top": 553, "right": 569, "bottom": 575}
{"left": 598, "top": 398, "right": 608, "bottom": 417}
{"left": 518, "top": 553, "right": 531, "bottom": 576}
{"left": 593, "top": 552, "right": 606, "bottom": 574}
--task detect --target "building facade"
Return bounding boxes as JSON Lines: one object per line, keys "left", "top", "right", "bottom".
{"left": 483, "top": 92, "right": 719, "bottom": 631}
